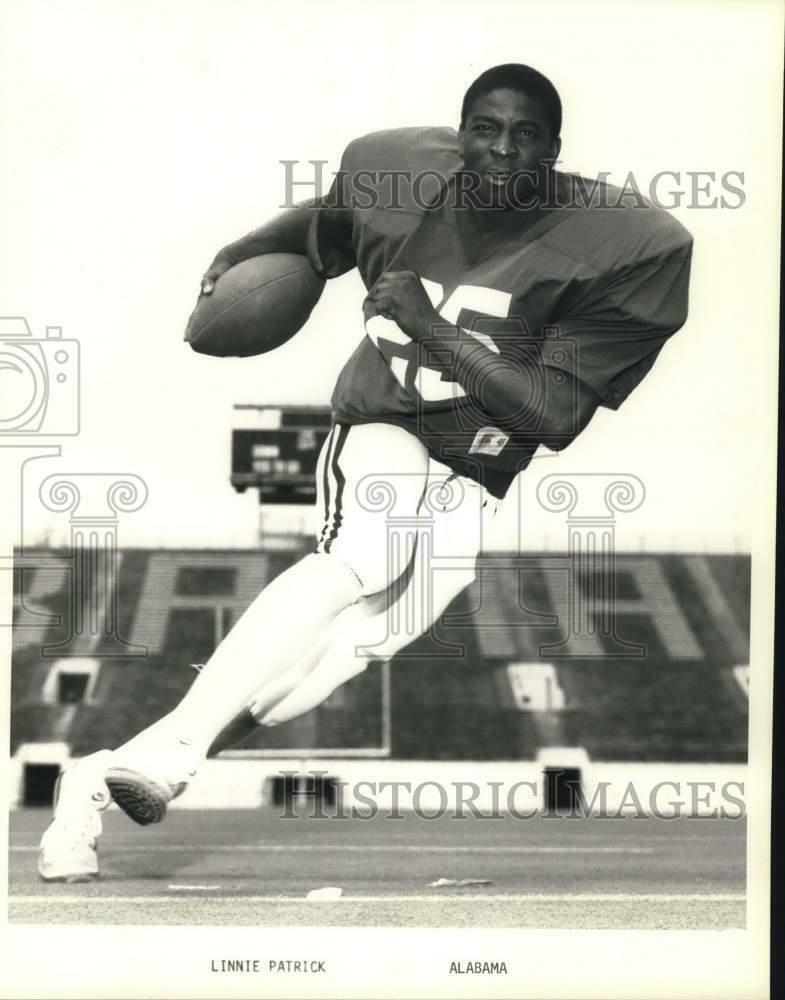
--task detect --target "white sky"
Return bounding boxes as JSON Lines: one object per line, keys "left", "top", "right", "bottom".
{"left": 1, "top": 0, "right": 781, "bottom": 552}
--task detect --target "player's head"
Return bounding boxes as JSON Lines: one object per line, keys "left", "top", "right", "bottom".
{"left": 460, "top": 64, "right": 562, "bottom": 137}
{"left": 458, "top": 64, "right": 562, "bottom": 208}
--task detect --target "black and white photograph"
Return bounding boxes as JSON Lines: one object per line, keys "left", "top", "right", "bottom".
{"left": 1, "top": 0, "right": 781, "bottom": 997}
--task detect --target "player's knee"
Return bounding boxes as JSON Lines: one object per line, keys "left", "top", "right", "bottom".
{"left": 316, "top": 535, "right": 416, "bottom": 598}
{"left": 357, "top": 554, "right": 412, "bottom": 597}
{"left": 300, "top": 550, "right": 364, "bottom": 588}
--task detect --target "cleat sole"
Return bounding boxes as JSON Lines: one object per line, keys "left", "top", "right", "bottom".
{"left": 105, "top": 767, "right": 172, "bottom": 825}
{"left": 38, "top": 870, "right": 99, "bottom": 883}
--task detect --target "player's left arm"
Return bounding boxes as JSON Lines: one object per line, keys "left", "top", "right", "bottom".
{"left": 368, "top": 234, "right": 692, "bottom": 447}
{"left": 434, "top": 331, "right": 600, "bottom": 448}
{"left": 365, "top": 270, "right": 600, "bottom": 447}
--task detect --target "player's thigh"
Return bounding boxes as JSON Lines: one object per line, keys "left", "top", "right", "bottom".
{"left": 366, "top": 470, "right": 497, "bottom": 658}
{"left": 314, "top": 422, "right": 430, "bottom": 595}
{"left": 416, "top": 472, "right": 490, "bottom": 606}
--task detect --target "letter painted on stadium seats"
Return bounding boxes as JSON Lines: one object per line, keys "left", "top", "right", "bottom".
{"left": 128, "top": 552, "right": 272, "bottom": 654}
{"left": 11, "top": 557, "right": 69, "bottom": 648}
{"left": 682, "top": 556, "right": 748, "bottom": 661}
{"left": 541, "top": 556, "right": 703, "bottom": 659}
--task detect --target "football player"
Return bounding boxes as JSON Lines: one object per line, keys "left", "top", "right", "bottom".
{"left": 38, "top": 63, "right": 692, "bottom": 881}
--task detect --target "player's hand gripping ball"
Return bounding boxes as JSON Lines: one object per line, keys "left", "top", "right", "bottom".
{"left": 185, "top": 253, "right": 325, "bottom": 357}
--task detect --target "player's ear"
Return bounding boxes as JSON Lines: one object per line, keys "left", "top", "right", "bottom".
{"left": 549, "top": 135, "right": 562, "bottom": 162}
{"left": 457, "top": 128, "right": 465, "bottom": 158}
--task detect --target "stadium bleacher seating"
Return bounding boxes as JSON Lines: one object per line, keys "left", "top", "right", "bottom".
{"left": 11, "top": 549, "right": 749, "bottom": 762}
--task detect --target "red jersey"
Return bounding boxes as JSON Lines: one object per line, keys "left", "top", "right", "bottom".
{"left": 316, "top": 127, "right": 693, "bottom": 498}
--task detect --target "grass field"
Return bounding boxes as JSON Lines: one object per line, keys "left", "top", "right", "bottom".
{"left": 9, "top": 807, "right": 745, "bottom": 929}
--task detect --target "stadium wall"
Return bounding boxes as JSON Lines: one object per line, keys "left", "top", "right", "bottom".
{"left": 8, "top": 755, "right": 748, "bottom": 817}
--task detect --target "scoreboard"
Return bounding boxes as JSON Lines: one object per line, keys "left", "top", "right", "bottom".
{"left": 230, "top": 405, "right": 333, "bottom": 504}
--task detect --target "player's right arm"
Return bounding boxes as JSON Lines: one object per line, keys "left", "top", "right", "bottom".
{"left": 200, "top": 197, "right": 356, "bottom": 297}
{"left": 200, "top": 127, "right": 457, "bottom": 294}
{"left": 200, "top": 198, "right": 350, "bottom": 294}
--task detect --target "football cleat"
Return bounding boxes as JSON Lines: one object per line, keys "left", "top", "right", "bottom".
{"left": 105, "top": 740, "right": 198, "bottom": 826}
{"left": 38, "top": 750, "right": 113, "bottom": 883}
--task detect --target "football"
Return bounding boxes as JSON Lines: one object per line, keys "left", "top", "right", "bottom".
{"left": 185, "top": 253, "right": 325, "bottom": 357}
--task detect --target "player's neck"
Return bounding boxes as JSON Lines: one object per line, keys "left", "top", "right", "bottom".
{"left": 471, "top": 198, "right": 548, "bottom": 234}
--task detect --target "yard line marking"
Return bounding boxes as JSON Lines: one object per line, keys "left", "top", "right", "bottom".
{"left": 168, "top": 884, "right": 220, "bottom": 891}
{"left": 9, "top": 843, "right": 656, "bottom": 855}
{"left": 9, "top": 893, "right": 746, "bottom": 905}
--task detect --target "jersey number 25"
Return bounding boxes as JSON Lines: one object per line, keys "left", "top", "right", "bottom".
{"left": 365, "top": 280, "right": 511, "bottom": 402}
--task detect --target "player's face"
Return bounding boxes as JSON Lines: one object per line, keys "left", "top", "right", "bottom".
{"left": 458, "top": 88, "right": 561, "bottom": 208}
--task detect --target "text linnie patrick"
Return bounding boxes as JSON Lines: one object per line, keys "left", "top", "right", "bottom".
{"left": 210, "top": 959, "right": 327, "bottom": 974}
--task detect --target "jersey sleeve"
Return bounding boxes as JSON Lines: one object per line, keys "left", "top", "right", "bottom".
{"left": 305, "top": 143, "right": 360, "bottom": 279}
{"left": 307, "top": 128, "right": 461, "bottom": 280}
{"left": 543, "top": 238, "right": 693, "bottom": 410}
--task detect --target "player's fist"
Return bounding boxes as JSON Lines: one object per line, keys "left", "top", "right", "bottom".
{"left": 365, "top": 270, "right": 441, "bottom": 341}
